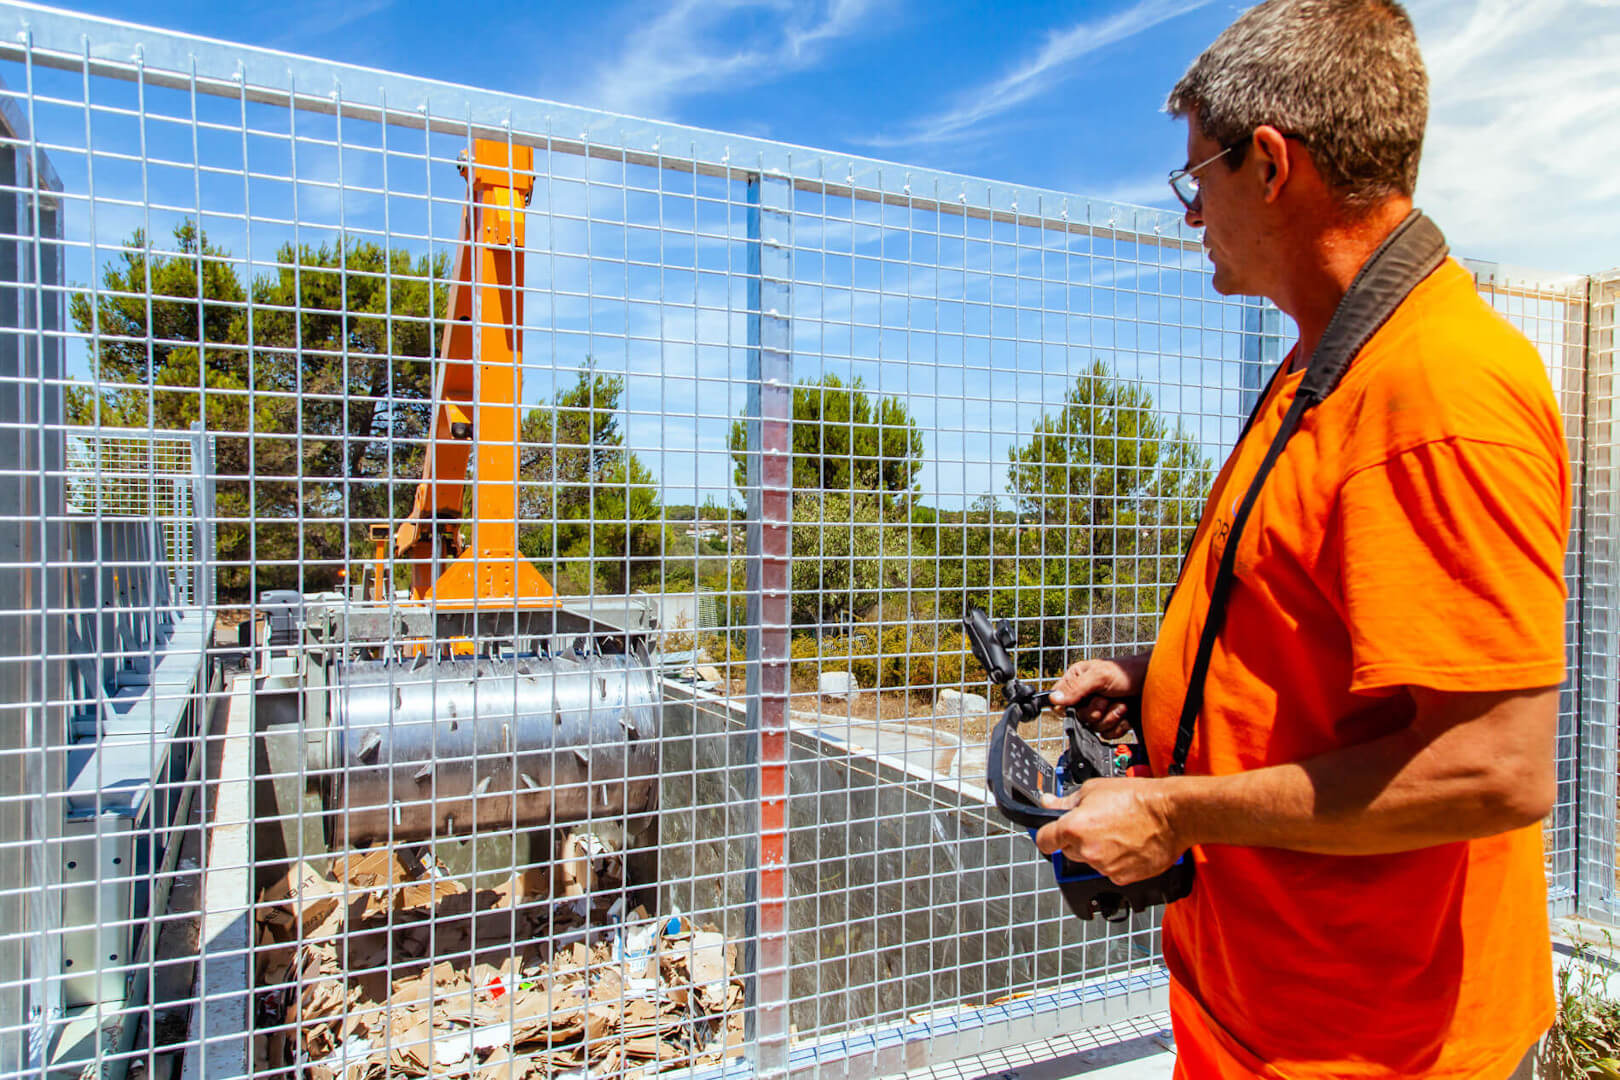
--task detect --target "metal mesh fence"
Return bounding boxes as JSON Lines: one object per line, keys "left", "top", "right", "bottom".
{"left": 0, "top": 4, "right": 1610, "bottom": 1080}
{"left": 64, "top": 427, "right": 200, "bottom": 602}
{"left": 1465, "top": 262, "right": 1596, "bottom": 914}
{"left": 1577, "top": 269, "right": 1618, "bottom": 920}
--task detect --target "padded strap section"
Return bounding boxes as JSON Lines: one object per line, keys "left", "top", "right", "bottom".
{"left": 1299, "top": 211, "right": 1449, "bottom": 405}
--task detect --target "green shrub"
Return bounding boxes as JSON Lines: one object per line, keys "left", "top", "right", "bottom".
{"left": 697, "top": 632, "right": 743, "bottom": 674}
{"left": 789, "top": 635, "right": 828, "bottom": 688}
{"left": 1544, "top": 935, "right": 1620, "bottom": 1078}
{"left": 806, "top": 621, "right": 971, "bottom": 693}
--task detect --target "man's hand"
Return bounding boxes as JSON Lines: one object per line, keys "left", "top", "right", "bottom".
{"left": 1034, "top": 778, "right": 1186, "bottom": 885}
{"left": 1047, "top": 653, "right": 1151, "bottom": 739}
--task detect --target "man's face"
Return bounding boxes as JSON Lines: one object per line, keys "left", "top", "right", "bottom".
{"left": 1183, "top": 119, "right": 1261, "bottom": 298}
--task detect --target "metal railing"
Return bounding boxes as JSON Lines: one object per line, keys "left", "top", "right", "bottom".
{"left": 65, "top": 425, "right": 212, "bottom": 604}
{"left": 0, "top": 3, "right": 1611, "bottom": 1080}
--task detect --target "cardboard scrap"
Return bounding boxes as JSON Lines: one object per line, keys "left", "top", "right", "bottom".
{"left": 399, "top": 874, "right": 467, "bottom": 910}
{"left": 262, "top": 860, "right": 341, "bottom": 937}
{"left": 477, "top": 1045, "right": 519, "bottom": 1080}
{"left": 331, "top": 847, "right": 423, "bottom": 920}
{"left": 559, "top": 830, "right": 623, "bottom": 895}
{"left": 256, "top": 844, "right": 746, "bottom": 1078}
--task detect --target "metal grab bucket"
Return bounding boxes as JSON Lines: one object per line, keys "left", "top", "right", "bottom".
{"left": 317, "top": 653, "right": 660, "bottom": 847}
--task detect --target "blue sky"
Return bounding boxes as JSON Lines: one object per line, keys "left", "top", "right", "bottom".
{"left": 58, "top": 0, "right": 1619, "bottom": 276}
{"left": 22, "top": 0, "right": 1612, "bottom": 511}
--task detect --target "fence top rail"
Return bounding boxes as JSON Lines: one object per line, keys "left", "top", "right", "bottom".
{"left": 0, "top": 0, "right": 1202, "bottom": 251}
{"left": 64, "top": 424, "right": 200, "bottom": 442}
{"left": 1462, "top": 257, "right": 1592, "bottom": 299}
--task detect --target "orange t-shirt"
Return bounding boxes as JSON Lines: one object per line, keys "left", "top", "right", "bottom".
{"left": 1141, "top": 257, "right": 1569, "bottom": 1079}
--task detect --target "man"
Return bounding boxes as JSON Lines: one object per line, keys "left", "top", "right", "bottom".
{"left": 1035, "top": 1, "right": 1568, "bottom": 1077}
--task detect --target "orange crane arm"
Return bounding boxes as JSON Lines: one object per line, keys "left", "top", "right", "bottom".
{"left": 391, "top": 139, "right": 556, "bottom": 607}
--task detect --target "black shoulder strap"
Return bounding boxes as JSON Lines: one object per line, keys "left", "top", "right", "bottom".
{"left": 1165, "top": 211, "right": 1448, "bottom": 777}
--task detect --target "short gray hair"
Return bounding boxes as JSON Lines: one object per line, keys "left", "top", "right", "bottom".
{"left": 1165, "top": 0, "right": 1427, "bottom": 210}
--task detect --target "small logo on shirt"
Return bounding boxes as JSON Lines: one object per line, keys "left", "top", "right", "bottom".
{"left": 1210, "top": 513, "right": 1232, "bottom": 561}
{"left": 1209, "top": 492, "right": 1243, "bottom": 563}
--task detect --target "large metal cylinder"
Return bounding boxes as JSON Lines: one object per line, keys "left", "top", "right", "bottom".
{"left": 317, "top": 653, "right": 659, "bottom": 847}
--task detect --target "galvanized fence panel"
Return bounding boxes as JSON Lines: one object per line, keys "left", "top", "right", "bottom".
{"left": 65, "top": 426, "right": 203, "bottom": 603}
{"left": 0, "top": 4, "right": 1609, "bottom": 1080}
{"left": 1465, "top": 261, "right": 1596, "bottom": 916}
{"left": 1577, "top": 269, "right": 1618, "bottom": 921}
{"left": 0, "top": 46, "right": 64, "bottom": 1073}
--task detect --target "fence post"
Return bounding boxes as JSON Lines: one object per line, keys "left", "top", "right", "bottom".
{"left": 0, "top": 71, "right": 64, "bottom": 1070}
{"left": 189, "top": 422, "right": 214, "bottom": 611}
{"left": 1579, "top": 271, "right": 1619, "bottom": 920}
{"left": 1547, "top": 276, "right": 1591, "bottom": 916}
{"left": 743, "top": 168, "right": 793, "bottom": 1078}
{"left": 1239, "top": 298, "right": 1283, "bottom": 422}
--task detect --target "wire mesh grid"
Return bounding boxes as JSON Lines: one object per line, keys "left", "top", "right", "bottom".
{"left": 64, "top": 427, "right": 199, "bottom": 599}
{"left": 1466, "top": 262, "right": 1597, "bottom": 914}
{"left": 0, "top": 4, "right": 1608, "bottom": 1080}
{"left": 1576, "top": 269, "right": 1618, "bottom": 920}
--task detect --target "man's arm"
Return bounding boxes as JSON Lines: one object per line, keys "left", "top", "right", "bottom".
{"left": 1035, "top": 684, "right": 1557, "bottom": 885}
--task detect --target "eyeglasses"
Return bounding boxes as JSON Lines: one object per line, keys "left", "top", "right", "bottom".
{"left": 1167, "top": 142, "right": 1241, "bottom": 211}
{"left": 1168, "top": 132, "right": 1306, "bottom": 210}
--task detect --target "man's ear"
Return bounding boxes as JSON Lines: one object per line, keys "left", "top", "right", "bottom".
{"left": 1252, "top": 125, "right": 1293, "bottom": 203}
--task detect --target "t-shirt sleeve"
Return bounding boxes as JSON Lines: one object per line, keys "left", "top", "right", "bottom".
{"left": 1336, "top": 436, "right": 1568, "bottom": 694}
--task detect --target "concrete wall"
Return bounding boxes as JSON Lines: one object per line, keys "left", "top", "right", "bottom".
{"left": 657, "top": 685, "right": 1157, "bottom": 1041}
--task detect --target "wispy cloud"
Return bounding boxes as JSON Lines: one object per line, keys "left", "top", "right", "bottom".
{"left": 860, "top": 0, "right": 1211, "bottom": 148}
{"left": 266, "top": 0, "right": 393, "bottom": 51}
{"left": 573, "top": 0, "right": 881, "bottom": 120}
{"left": 1411, "top": 0, "right": 1620, "bottom": 272}
{"left": 1084, "top": 173, "right": 1181, "bottom": 210}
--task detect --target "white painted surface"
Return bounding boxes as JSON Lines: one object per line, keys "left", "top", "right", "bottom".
{"left": 816, "top": 719, "right": 961, "bottom": 774}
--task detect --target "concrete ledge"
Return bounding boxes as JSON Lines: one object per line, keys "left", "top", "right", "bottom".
{"left": 789, "top": 969, "right": 1170, "bottom": 1080}
{"left": 65, "top": 607, "right": 214, "bottom": 817}
{"left": 180, "top": 672, "right": 255, "bottom": 1080}
{"left": 900, "top": 1013, "right": 1175, "bottom": 1080}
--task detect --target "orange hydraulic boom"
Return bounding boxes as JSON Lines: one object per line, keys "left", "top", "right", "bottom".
{"left": 387, "top": 139, "right": 559, "bottom": 610}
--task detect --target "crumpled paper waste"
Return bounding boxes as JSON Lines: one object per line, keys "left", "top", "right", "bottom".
{"left": 253, "top": 836, "right": 744, "bottom": 1078}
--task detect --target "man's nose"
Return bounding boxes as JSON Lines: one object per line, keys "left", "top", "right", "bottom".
{"left": 1184, "top": 196, "right": 1203, "bottom": 229}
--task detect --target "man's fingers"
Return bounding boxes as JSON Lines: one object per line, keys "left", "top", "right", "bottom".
{"left": 1048, "top": 682, "right": 1080, "bottom": 706}
{"left": 1099, "top": 703, "right": 1132, "bottom": 739}
{"left": 1049, "top": 663, "right": 1108, "bottom": 706}
{"left": 1064, "top": 695, "right": 1132, "bottom": 739}
{"left": 1081, "top": 696, "right": 1123, "bottom": 723}
{"left": 1034, "top": 815, "right": 1076, "bottom": 857}
{"left": 1052, "top": 679, "right": 1110, "bottom": 710}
